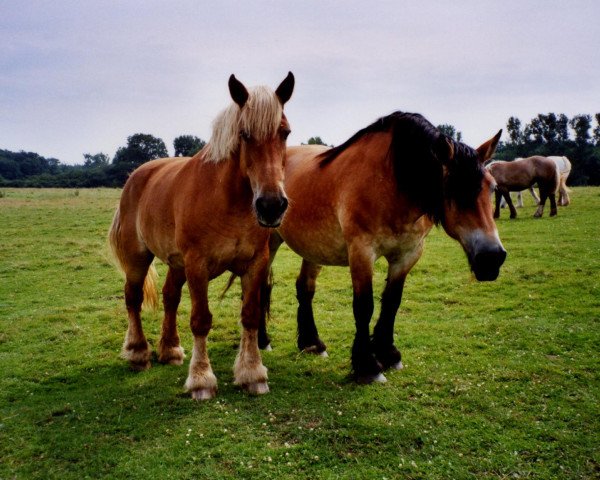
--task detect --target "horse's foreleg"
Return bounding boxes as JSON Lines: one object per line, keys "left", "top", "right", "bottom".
{"left": 158, "top": 267, "right": 186, "bottom": 365}
{"left": 184, "top": 262, "right": 217, "bottom": 400}
{"left": 515, "top": 191, "right": 524, "bottom": 208}
{"left": 372, "top": 265, "right": 406, "bottom": 371}
{"left": 296, "top": 260, "right": 326, "bottom": 355}
{"left": 234, "top": 259, "right": 269, "bottom": 395}
{"left": 348, "top": 244, "right": 383, "bottom": 384}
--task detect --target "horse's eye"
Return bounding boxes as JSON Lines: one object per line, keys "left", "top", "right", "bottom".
{"left": 240, "top": 131, "right": 251, "bottom": 142}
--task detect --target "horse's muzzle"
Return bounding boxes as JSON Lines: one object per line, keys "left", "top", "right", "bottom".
{"left": 255, "top": 194, "right": 288, "bottom": 228}
{"left": 470, "top": 246, "right": 507, "bottom": 281}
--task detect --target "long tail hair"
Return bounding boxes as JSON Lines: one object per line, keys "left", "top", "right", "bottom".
{"left": 108, "top": 208, "right": 159, "bottom": 311}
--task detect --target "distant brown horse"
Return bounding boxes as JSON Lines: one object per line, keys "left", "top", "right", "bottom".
{"left": 486, "top": 156, "right": 559, "bottom": 219}
{"left": 258, "top": 112, "right": 506, "bottom": 384}
{"left": 109, "top": 72, "right": 294, "bottom": 400}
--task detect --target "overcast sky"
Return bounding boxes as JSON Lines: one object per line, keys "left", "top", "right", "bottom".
{"left": 2, "top": 1, "right": 599, "bottom": 165}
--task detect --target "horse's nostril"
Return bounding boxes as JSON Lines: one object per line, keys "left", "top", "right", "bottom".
{"left": 280, "top": 196, "right": 288, "bottom": 212}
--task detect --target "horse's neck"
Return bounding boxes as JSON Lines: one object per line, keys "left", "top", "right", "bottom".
{"left": 207, "top": 154, "right": 254, "bottom": 205}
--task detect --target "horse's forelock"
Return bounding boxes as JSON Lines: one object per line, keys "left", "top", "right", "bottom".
{"left": 443, "top": 141, "right": 484, "bottom": 209}
{"left": 205, "top": 86, "right": 283, "bottom": 163}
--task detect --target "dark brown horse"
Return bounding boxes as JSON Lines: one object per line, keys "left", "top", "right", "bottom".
{"left": 486, "top": 156, "right": 559, "bottom": 219}
{"left": 109, "top": 72, "right": 294, "bottom": 400}
{"left": 259, "top": 112, "right": 506, "bottom": 384}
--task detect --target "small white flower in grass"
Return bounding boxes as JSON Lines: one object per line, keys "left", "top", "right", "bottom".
{"left": 337, "top": 411, "right": 342, "bottom": 416}
{"left": 185, "top": 440, "right": 190, "bottom": 445}
{"left": 223, "top": 428, "right": 228, "bottom": 433}
{"left": 267, "top": 456, "right": 272, "bottom": 462}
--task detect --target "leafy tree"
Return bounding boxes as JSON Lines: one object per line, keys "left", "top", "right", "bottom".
{"left": 173, "top": 135, "right": 206, "bottom": 157}
{"left": 556, "top": 114, "right": 570, "bottom": 142}
{"left": 506, "top": 117, "right": 523, "bottom": 145}
{"left": 524, "top": 117, "right": 544, "bottom": 143}
{"left": 307, "top": 136, "right": 327, "bottom": 146}
{"left": 593, "top": 113, "right": 600, "bottom": 146}
{"left": 113, "top": 133, "right": 168, "bottom": 168}
{"left": 83, "top": 153, "right": 110, "bottom": 167}
{"left": 438, "top": 124, "right": 455, "bottom": 139}
{"left": 569, "top": 114, "right": 592, "bottom": 145}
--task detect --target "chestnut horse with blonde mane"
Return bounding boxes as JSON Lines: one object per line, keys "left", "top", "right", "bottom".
{"left": 109, "top": 72, "right": 294, "bottom": 400}
{"left": 487, "top": 155, "right": 559, "bottom": 219}
{"left": 258, "top": 112, "right": 507, "bottom": 384}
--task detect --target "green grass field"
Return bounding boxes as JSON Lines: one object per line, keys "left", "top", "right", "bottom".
{"left": 1, "top": 187, "right": 599, "bottom": 479}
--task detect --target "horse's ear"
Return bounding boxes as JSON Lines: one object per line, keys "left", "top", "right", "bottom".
{"left": 476, "top": 129, "right": 502, "bottom": 164}
{"left": 275, "top": 71, "right": 295, "bottom": 105}
{"left": 436, "top": 135, "right": 455, "bottom": 165}
{"left": 229, "top": 74, "right": 249, "bottom": 108}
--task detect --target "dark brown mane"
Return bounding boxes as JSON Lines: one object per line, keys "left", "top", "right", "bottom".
{"left": 318, "top": 111, "right": 483, "bottom": 223}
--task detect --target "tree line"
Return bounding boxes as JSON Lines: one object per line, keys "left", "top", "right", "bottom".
{"left": 0, "top": 134, "right": 205, "bottom": 188}
{"left": 2, "top": 113, "right": 599, "bottom": 188}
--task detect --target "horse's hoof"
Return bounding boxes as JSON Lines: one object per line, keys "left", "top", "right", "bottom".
{"left": 356, "top": 372, "right": 387, "bottom": 384}
{"left": 244, "top": 382, "right": 269, "bottom": 395}
{"left": 391, "top": 361, "right": 404, "bottom": 370}
{"left": 191, "top": 388, "right": 217, "bottom": 401}
{"left": 158, "top": 346, "right": 185, "bottom": 365}
{"left": 302, "top": 344, "right": 327, "bottom": 356}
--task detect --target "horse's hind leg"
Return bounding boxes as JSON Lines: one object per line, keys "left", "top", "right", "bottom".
{"left": 549, "top": 192, "right": 558, "bottom": 216}
{"left": 296, "top": 260, "right": 326, "bottom": 355}
{"left": 534, "top": 189, "right": 548, "bottom": 217}
{"left": 559, "top": 177, "right": 570, "bottom": 206}
{"left": 493, "top": 190, "right": 502, "bottom": 218}
{"left": 158, "top": 267, "right": 186, "bottom": 365}
{"left": 503, "top": 191, "right": 518, "bottom": 219}
{"left": 529, "top": 186, "right": 540, "bottom": 205}
{"left": 121, "top": 253, "right": 155, "bottom": 371}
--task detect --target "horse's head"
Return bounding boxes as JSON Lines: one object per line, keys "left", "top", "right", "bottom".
{"left": 228, "top": 72, "right": 294, "bottom": 227}
{"left": 439, "top": 130, "right": 507, "bottom": 281}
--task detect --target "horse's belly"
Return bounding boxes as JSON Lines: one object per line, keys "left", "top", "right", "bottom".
{"left": 279, "top": 222, "right": 348, "bottom": 266}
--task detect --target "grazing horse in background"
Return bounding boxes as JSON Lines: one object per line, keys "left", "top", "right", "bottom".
{"left": 258, "top": 112, "right": 506, "bottom": 384}
{"left": 109, "top": 72, "right": 295, "bottom": 400}
{"left": 487, "top": 156, "right": 559, "bottom": 219}
{"left": 501, "top": 155, "right": 572, "bottom": 208}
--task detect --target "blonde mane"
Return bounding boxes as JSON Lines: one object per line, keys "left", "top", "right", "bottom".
{"left": 204, "top": 86, "right": 283, "bottom": 163}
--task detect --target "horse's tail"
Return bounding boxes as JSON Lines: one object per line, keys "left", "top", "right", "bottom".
{"left": 108, "top": 208, "right": 159, "bottom": 311}
{"left": 551, "top": 162, "right": 561, "bottom": 194}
